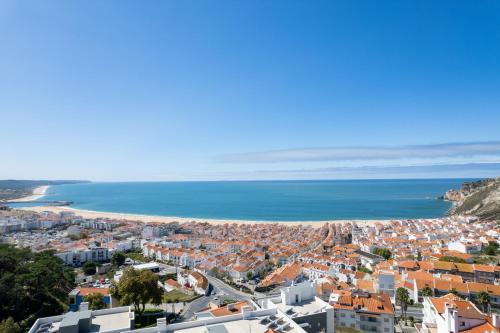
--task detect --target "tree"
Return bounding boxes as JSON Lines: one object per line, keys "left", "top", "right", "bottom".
{"left": 111, "top": 252, "right": 126, "bottom": 267}
{"left": 246, "top": 271, "right": 253, "bottom": 280}
{"left": 417, "top": 250, "right": 422, "bottom": 261}
{"left": 396, "top": 287, "right": 410, "bottom": 324}
{"left": 477, "top": 291, "right": 490, "bottom": 313}
{"left": 373, "top": 248, "right": 392, "bottom": 260}
{"left": 110, "top": 267, "right": 163, "bottom": 316}
{"left": 448, "top": 288, "right": 464, "bottom": 299}
{"left": 82, "top": 261, "right": 97, "bottom": 275}
{"left": 84, "top": 292, "right": 107, "bottom": 310}
{"left": 0, "top": 317, "right": 21, "bottom": 333}
{"left": 483, "top": 241, "right": 499, "bottom": 256}
{"left": 439, "top": 256, "right": 466, "bottom": 263}
{"left": 422, "top": 286, "right": 433, "bottom": 297}
{"left": 0, "top": 245, "right": 75, "bottom": 331}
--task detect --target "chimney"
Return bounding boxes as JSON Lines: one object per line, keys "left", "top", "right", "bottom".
{"left": 79, "top": 302, "right": 89, "bottom": 311}
{"left": 493, "top": 314, "right": 500, "bottom": 329}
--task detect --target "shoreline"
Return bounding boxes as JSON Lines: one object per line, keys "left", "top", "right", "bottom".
{"left": 17, "top": 205, "right": 396, "bottom": 228}
{"left": 7, "top": 185, "right": 50, "bottom": 202}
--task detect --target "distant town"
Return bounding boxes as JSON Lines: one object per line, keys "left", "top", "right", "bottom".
{"left": 1, "top": 204, "right": 499, "bottom": 333}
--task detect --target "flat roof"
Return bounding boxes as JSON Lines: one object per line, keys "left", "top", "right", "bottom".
{"left": 89, "top": 311, "right": 131, "bottom": 332}
{"left": 172, "top": 317, "right": 303, "bottom": 333}
{"left": 133, "top": 262, "right": 159, "bottom": 270}
{"left": 275, "top": 299, "right": 328, "bottom": 317}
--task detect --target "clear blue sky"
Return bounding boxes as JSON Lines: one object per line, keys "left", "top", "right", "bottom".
{"left": 1, "top": 1, "right": 500, "bottom": 181}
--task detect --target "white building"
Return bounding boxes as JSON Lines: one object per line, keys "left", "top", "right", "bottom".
{"left": 418, "top": 294, "right": 499, "bottom": 333}
{"left": 55, "top": 247, "right": 110, "bottom": 266}
{"left": 448, "top": 241, "right": 482, "bottom": 254}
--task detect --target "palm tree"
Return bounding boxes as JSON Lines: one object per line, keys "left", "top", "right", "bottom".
{"left": 477, "top": 291, "right": 490, "bottom": 313}
{"left": 422, "top": 286, "right": 433, "bottom": 297}
{"left": 396, "top": 287, "right": 410, "bottom": 325}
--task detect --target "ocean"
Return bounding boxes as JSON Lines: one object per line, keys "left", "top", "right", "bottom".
{"left": 16, "top": 179, "right": 471, "bottom": 221}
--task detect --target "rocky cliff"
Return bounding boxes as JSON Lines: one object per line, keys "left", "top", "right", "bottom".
{"left": 444, "top": 177, "right": 500, "bottom": 221}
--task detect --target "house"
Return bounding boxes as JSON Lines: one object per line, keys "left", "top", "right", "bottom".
{"left": 418, "top": 294, "right": 499, "bottom": 333}
{"left": 68, "top": 287, "right": 113, "bottom": 311}
{"left": 177, "top": 270, "right": 210, "bottom": 295}
{"left": 330, "top": 290, "right": 394, "bottom": 333}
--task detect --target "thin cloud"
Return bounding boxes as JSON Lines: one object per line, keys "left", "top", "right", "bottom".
{"left": 198, "top": 162, "right": 500, "bottom": 181}
{"left": 216, "top": 142, "right": 500, "bottom": 163}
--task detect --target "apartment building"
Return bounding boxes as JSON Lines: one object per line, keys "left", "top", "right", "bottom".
{"left": 330, "top": 290, "right": 395, "bottom": 333}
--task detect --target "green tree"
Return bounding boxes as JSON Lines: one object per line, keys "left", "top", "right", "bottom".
{"left": 373, "top": 247, "right": 392, "bottom": 260}
{"left": 483, "top": 241, "right": 499, "bottom": 256}
{"left": 0, "top": 245, "right": 75, "bottom": 331}
{"left": 396, "top": 287, "right": 410, "bottom": 324}
{"left": 84, "top": 292, "right": 107, "bottom": 310}
{"left": 477, "top": 291, "right": 490, "bottom": 313}
{"left": 439, "top": 256, "right": 466, "bottom": 263}
{"left": 448, "top": 288, "right": 464, "bottom": 299}
{"left": 417, "top": 250, "right": 422, "bottom": 261}
{"left": 246, "top": 271, "right": 253, "bottom": 280}
{"left": 422, "top": 286, "right": 433, "bottom": 297}
{"left": 0, "top": 317, "right": 21, "bottom": 333}
{"left": 82, "top": 261, "right": 97, "bottom": 275}
{"left": 111, "top": 252, "right": 126, "bottom": 267}
{"left": 110, "top": 267, "right": 163, "bottom": 316}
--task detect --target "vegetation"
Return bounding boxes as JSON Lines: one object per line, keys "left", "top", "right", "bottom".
{"left": 84, "top": 292, "right": 107, "bottom": 310}
{"left": 0, "top": 244, "right": 75, "bottom": 330}
{"left": 448, "top": 288, "right": 464, "bottom": 299}
{"left": 476, "top": 291, "right": 490, "bottom": 312}
{"left": 163, "top": 290, "right": 198, "bottom": 303}
{"left": 357, "top": 266, "right": 373, "bottom": 274}
{"left": 111, "top": 252, "right": 126, "bottom": 267}
{"left": 439, "top": 256, "right": 467, "bottom": 263}
{"left": 0, "top": 180, "right": 89, "bottom": 201}
{"left": 449, "top": 178, "right": 500, "bottom": 221}
{"left": 110, "top": 267, "right": 163, "bottom": 316}
{"left": 482, "top": 241, "right": 499, "bottom": 256}
{"left": 422, "top": 286, "right": 433, "bottom": 297}
{"left": 396, "top": 287, "right": 410, "bottom": 324}
{"left": 82, "top": 261, "right": 98, "bottom": 275}
{"left": 0, "top": 317, "right": 21, "bottom": 333}
{"left": 373, "top": 247, "right": 392, "bottom": 260}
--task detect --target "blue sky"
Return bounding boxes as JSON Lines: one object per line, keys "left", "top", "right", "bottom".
{"left": 1, "top": 1, "right": 500, "bottom": 181}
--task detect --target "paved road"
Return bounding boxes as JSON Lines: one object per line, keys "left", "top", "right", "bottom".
{"left": 395, "top": 306, "right": 424, "bottom": 320}
{"left": 156, "top": 263, "right": 255, "bottom": 321}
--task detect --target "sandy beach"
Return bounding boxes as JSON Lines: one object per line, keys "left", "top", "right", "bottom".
{"left": 19, "top": 205, "right": 394, "bottom": 228}
{"left": 8, "top": 185, "right": 50, "bottom": 202}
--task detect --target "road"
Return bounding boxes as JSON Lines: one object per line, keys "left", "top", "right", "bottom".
{"left": 156, "top": 263, "right": 255, "bottom": 321}
{"left": 395, "top": 305, "right": 424, "bottom": 320}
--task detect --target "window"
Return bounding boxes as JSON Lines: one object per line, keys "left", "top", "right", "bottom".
{"left": 385, "top": 328, "right": 390, "bottom": 332}
{"left": 351, "top": 314, "right": 355, "bottom": 318}
{"left": 341, "top": 313, "right": 346, "bottom": 318}
{"left": 384, "top": 318, "right": 389, "bottom": 322}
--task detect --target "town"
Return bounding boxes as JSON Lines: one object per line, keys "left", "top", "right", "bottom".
{"left": 0, "top": 206, "right": 499, "bottom": 333}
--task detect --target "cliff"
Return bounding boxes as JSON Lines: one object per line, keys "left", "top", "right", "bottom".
{"left": 444, "top": 177, "right": 500, "bottom": 221}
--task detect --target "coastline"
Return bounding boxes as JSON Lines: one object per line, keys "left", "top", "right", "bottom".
{"left": 8, "top": 185, "right": 50, "bottom": 202}
{"left": 18, "top": 205, "right": 394, "bottom": 228}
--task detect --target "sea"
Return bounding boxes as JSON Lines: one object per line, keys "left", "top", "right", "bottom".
{"left": 10, "top": 179, "right": 472, "bottom": 221}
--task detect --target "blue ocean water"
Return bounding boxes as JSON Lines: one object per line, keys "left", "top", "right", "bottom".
{"left": 15, "top": 179, "right": 471, "bottom": 221}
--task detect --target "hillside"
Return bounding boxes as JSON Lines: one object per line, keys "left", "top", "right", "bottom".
{"left": 0, "top": 180, "right": 89, "bottom": 201}
{"left": 443, "top": 178, "right": 500, "bottom": 221}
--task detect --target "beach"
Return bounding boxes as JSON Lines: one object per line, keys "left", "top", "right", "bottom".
{"left": 19, "top": 205, "right": 393, "bottom": 228}
{"left": 8, "top": 185, "right": 49, "bottom": 202}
